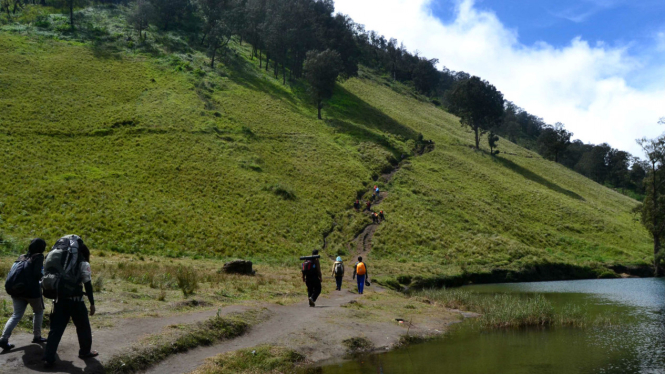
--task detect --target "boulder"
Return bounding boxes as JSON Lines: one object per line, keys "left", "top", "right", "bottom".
{"left": 222, "top": 260, "right": 255, "bottom": 275}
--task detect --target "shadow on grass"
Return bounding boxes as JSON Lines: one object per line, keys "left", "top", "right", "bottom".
{"left": 327, "top": 86, "right": 418, "bottom": 141}
{"left": 494, "top": 156, "right": 585, "bottom": 201}
{"left": 227, "top": 60, "right": 301, "bottom": 112}
{"left": 325, "top": 118, "right": 403, "bottom": 156}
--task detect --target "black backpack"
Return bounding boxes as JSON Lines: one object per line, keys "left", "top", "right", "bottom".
{"left": 4, "top": 256, "right": 33, "bottom": 297}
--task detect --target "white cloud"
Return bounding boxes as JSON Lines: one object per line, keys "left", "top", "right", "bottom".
{"left": 334, "top": 0, "right": 665, "bottom": 156}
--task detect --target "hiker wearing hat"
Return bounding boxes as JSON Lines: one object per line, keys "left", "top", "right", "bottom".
{"left": 331, "top": 257, "right": 344, "bottom": 291}
{"left": 1, "top": 239, "right": 47, "bottom": 351}
{"left": 379, "top": 210, "right": 385, "bottom": 222}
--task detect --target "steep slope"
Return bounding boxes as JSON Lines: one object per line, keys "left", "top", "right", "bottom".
{"left": 0, "top": 31, "right": 651, "bottom": 280}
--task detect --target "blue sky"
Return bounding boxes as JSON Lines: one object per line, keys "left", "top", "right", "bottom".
{"left": 335, "top": 0, "right": 665, "bottom": 156}
{"left": 432, "top": 0, "right": 665, "bottom": 49}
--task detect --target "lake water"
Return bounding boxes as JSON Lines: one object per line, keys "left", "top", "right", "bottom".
{"left": 316, "top": 278, "right": 665, "bottom": 374}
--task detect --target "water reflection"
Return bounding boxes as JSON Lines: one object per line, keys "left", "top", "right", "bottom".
{"left": 314, "top": 278, "right": 665, "bottom": 374}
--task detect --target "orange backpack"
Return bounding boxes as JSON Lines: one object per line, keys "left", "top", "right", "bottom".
{"left": 356, "top": 262, "right": 366, "bottom": 276}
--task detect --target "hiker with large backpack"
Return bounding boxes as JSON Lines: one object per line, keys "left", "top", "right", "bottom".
{"left": 331, "top": 256, "right": 344, "bottom": 291}
{"left": 0, "top": 238, "right": 48, "bottom": 351}
{"left": 352, "top": 256, "right": 369, "bottom": 295}
{"left": 301, "top": 249, "right": 323, "bottom": 307}
{"left": 42, "top": 235, "right": 98, "bottom": 367}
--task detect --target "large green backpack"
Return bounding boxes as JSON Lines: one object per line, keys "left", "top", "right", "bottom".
{"left": 42, "top": 235, "right": 83, "bottom": 300}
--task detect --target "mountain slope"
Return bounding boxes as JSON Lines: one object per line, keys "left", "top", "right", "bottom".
{"left": 0, "top": 31, "right": 651, "bottom": 280}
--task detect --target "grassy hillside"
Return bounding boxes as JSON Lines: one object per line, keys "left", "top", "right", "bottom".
{"left": 0, "top": 8, "right": 652, "bottom": 281}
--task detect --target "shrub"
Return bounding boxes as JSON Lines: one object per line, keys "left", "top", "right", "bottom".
{"left": 342, "top": 337, "right": 374, "bottom": 353}
{"left": 176, "top": 266, "right": 199, "bottom": 297}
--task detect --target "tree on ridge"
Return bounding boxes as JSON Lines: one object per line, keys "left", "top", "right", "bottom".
{"left": 448, "top": 76, "right": 504, "bottom": 150}
{"left": 303, "top": 49, "right": 342, "bottom": 120}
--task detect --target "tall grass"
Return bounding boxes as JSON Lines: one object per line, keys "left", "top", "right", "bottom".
{"left": 190, "top": 345, "right": 306, "bottom": 374}
{"left": 415, "top": 289, "right": 607, "bottom": 328}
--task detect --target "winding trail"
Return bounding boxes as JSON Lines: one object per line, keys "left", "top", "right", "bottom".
{"left": 0, "top": 305, "right": 252, "bottom": 374}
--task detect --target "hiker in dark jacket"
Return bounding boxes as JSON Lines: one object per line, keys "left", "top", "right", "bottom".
{"left": 353, "top": 200, "right": 360, "bottom": 211}
{"left": 43, "top": 239, "right": 98, "bottom": 366}
{"left": 372, "top": 212, "right": 379, "bottom": 224}
{"left": 379, "top": 210, "right": 385, "bottom": 222}
{"left": 301, "top": 249, "right": 323, "bottom": 307}
{"left": 0, "top": 238, "right": 47, "bottom": 351}
{"left": 365, "top": 200, "right": 372, "bottom": 211}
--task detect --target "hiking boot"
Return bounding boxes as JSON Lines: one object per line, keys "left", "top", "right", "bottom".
{"left": 43, "top": 359, "right": 54, "bottom": 368}
{"left": 308, "top": 297, "right": 315, "bottom": 307}
{"left": 32, "top": 337, "right": 47, "bottom": 343}
{"left": 0, "top": 339, "right": 14, "bottom": 351}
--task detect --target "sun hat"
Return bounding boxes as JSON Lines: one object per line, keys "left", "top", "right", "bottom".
{"left": 336, "top": 256, "right": 342, "bottom": 262}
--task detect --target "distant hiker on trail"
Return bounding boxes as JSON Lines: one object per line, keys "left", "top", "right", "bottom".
{"left": 365, "top": 200, "right": 372, "bottom": 211}
{"left": 301, "top": 249, "right": 322, "bottom": 307}
{"left": 375, "top": 186, "right": 380, "bottom": 195}
{"left": 379, "top": 210, "right": 385, "bottom": 222}
{"left": 353, "top": 200, "right": 360, "bottom": 211}
{"left": 1, "top": 238, "right": 47, "bottom": 351}
{"left": 371, "top": 212, "right": 379, "bottom": 224}
{"left": 332, "top": 256, "right": 344, "bottom": 291}
{"left": 352, "top": 256, "right": 368, "bottom": 295}
{"left": 43, "top": 235, "right": 98, "bottom": 367}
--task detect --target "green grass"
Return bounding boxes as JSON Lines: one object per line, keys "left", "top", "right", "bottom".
{"left": 104, "top": 313, "right": 250, "bottom": 374}
{"left": 0, "top": 5, "right": 652, "bottom": 282}
{"left": 190, "top": 346, "right": 306, "bottom": 374}
{"left": 414, "top": 289, "right": 611, "bottom": 328}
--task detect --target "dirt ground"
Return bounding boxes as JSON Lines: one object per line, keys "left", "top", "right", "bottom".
{"left": 0, "top": 275, "right": 460, "bottom": 374}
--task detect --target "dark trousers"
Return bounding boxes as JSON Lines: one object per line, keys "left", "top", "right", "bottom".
{"left": 306, "top": 278, "right": 322, "bottom": 302}
{"left": 43, "top": 299, "right": 92, "bottom": 363}
{"left": 335, "top": 276, "right": 343, "bottom": 290}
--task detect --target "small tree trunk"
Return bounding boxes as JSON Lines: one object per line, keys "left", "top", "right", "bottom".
{"left": 654, "top": 236, "right": 661, "bottom": 276}
{"left": 317, "top": 100, "right": 322, "bottom": 120}
{"left": 265, "top": 53, "right": 269, "bottom": 71}
{"left": 69, "top": 0, "right": 73, "bottom": 27}
{"left": 274, "top": 59, "right": 278, "bottom": 78}
{"left": 200, "top": 31, "right": 208, "bottom": 45}
{"left": 259, "top": 50, "right": 262, "bottom": 68}
{"left": 211, "top": 47, "right": 216, "bottom": 68}
{"left": 282, "top": 63, "right": 286, "bottom": 85}
{"left": 474, "top": 127, "right": 480, "bottom": 149}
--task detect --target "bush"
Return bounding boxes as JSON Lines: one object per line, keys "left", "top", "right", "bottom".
{"left": 176, "top": 266, "right": 199, "bottom": 297}
{"left": 342, "top": 337, "right": 374, "bottom": 353}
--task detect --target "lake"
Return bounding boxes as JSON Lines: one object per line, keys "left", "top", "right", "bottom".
{"left": 315, "top": 278, "right": 665, "bottom": 374}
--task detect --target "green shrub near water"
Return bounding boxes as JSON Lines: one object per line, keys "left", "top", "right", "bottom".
{"left": 415, "top": 289, "right": 606, "bottom": 328}
{"left": 190, "top": 346, "right": 306, "bottom": 374}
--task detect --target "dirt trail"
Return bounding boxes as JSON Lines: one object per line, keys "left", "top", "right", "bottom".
{"left": 348, "top": 161, "right": 407, "bottom": 260}
{"left": 0, "top": 305, "right": 251, "bottom": 374}
{"left": 145, "top": 290, "right": 366, "bottom": 374}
